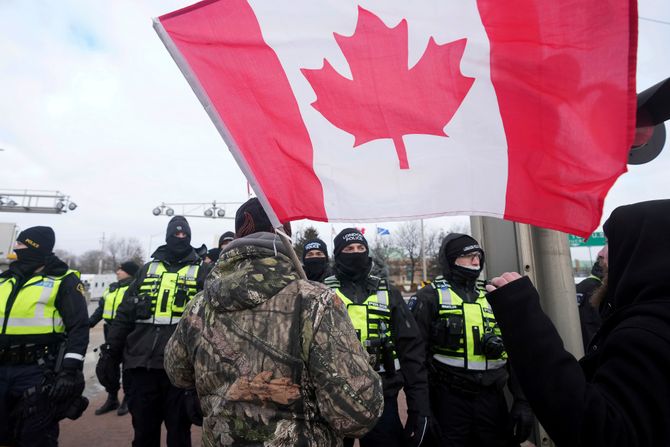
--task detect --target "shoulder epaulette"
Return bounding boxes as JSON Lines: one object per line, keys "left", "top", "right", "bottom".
{"left": 431, "top": 276, "right": 450, "bottom": 290}
{"left": 476, "top": 279, "right": 488, "bottom": 291}
{"left": 368, "top": 275, "right": 388, "bottom": 291}
{"left": 323, "top": 275, "right": 340, "bottom": 289}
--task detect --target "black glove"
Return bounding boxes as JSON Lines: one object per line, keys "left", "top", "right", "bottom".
{"left": 184, "top": 389, "right": 203, "bottom": 426}
{"left": 510, "top": 399, "right": 534, "bottom": 442}
{"left": 404, "top": 412, "right": 441, "bottom": 447}
{"left": 96, "top": 344, "right": 121, "bottom": 391}
{"left": 51, "top": 367, "right": 84, "bottom": 401}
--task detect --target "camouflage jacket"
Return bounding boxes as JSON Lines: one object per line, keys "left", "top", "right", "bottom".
{"left": 165, "top": 232, "right": 383, "bottom": 446}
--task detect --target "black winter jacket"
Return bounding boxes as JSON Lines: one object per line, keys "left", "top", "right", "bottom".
{"left": 106, "top": 246, "right": 207, "bottom": 370}
{"left": 487, "top": 199, "right": 670, "bottom": 447}
{"left": 0, "top": 256, "right": 89, "bottom": 370}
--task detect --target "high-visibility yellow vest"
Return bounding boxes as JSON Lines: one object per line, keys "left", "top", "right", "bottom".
{"left": 0, "top": 270, "right": 80, "bottom": 335}
{"left": 102, "top": 284, "right": 130, "bottom": 322}
{"left": 137, "top": 261, "right": 199, "bottom": 325}
{"left": 432, "top": 278, "right": 507, "bottom": 371}
{"left": 325, "top": 276, "right": 400, "bottom": 372}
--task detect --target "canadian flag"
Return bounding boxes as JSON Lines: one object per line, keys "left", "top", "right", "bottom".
{"left": 155, "top": 0, "right": 636, "bottom": 237}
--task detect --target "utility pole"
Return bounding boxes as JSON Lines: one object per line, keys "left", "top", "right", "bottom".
{"left": 97, "top": 232, "right": 106, "bottom": 275}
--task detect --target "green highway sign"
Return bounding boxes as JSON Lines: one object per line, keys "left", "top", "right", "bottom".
{"left": 568, "top": 231, "right": 606, "bottom": 247}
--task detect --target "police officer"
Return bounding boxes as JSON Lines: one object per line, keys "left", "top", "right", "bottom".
{"left": 411, "top": 233, "right": 533, "bottom": 446}
{"left": 97, "top": 216, "right": 207, "bottom": 446}
{"left": 302, "top": 238, "right": 332, "bottom": 282}
{"left": 218, "top": 231, "right": 235, "bottom": 249}
{"left": 576, "top": 245, "right": 607, "bottom": 351}
{"left": 325, "top": 228, "right": 433, "bottom": 447}
{"left": 89, "top": 260, "right": 139, "bottom": 416}
{"left": 0, "top": 226, "right": 89, "bottom": 446}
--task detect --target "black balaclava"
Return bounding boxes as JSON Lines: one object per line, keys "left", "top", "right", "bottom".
{"left": 440, "top": 234, "right": 485, "bottom": 284}
{"left": 302, "top": 238, "right": 328, "bottom": 281}
{"left": 14, "top": 226, "right": 56, "bottom": 276}
{"left": 165, "top": 216, "right": 192, "bottom": 259}
{"left": 333, "top": 228, "right": 371, "bottom": 282}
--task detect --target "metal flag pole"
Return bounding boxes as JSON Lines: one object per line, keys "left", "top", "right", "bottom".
{"left": 274, "top": 226, "right": 307, "bottom": 280}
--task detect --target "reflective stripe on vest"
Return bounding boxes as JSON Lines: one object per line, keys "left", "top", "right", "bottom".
{"left": 433, "top": 285, "right": 507, "bottom": 371}
{"left": 334, "top": 287, "right": 400, "bottom": 371}
{"left": 136, "top": 261, "right": 199, "bottom": 325}
{"left": 0, "top": 270, "right": 80, "bottom": 335}
{"left": 102, "top": 285, "right": 130, "bottom": 321}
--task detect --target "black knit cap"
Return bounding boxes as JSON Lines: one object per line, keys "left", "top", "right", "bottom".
{"left": 302, "top": 238, "right": 328, "bottom": 261}
{"left": 444, "top": 234, "right": 483, "bottom": 265}
{"left": 16, "top": 226, "right": 55, "bottom": 256}
{"left": 165, "top": 216, "right": 191, "bottom": 241}
{"left": 118, "top": 261, "right": 140, "bottom": 277}
{"left": 218, "top": 231, "right": 235, "bottom": 247}
{"left": 333, "top": 228, "right": 368, "bottom": 257}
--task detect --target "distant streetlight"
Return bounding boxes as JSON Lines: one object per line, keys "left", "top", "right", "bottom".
{"left": 0, "top": 189, "right": 78, "bottom": 214}
{"left": 151, "top": 201, "right": 240, "bottom": 219}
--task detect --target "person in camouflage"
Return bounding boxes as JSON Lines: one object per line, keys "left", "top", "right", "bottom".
{"left": 165, "top": 198, "right": 383, "bottom": 446}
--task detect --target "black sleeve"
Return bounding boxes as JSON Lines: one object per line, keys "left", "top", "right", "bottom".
{"left": 389, "top": 287, "right": 431, "bottom": 416}
{"left": 88, "top": 294, "right": 105, "bottom": 327}
{"left": 106, "top": 265, "right": 147, "bottom": 357}
{"left": 55, "top": 274, "right": 90, "bottom": 370}
{"left": 487, "top": 276, "right": 670, "bottom": 447}
{"left": 196, "top": 262, "right": 210, "bottom": 291}
{"left": 411, "top": 286, "right": 439, "bottom": 359}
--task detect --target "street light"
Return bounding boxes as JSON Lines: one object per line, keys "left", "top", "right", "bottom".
{"left": 0, "top": 190, "right": 78, "bottom": 214}
{"left": 151, "top": 201, "right": 240, "bottom": 219}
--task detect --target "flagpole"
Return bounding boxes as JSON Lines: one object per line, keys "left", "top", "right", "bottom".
{"left": 421, "top": 219, "right": 427, "bottom": 282}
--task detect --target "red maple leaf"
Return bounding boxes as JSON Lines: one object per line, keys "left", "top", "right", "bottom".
{"left": 301, "top": 7, "right": 475, "bottom": 169}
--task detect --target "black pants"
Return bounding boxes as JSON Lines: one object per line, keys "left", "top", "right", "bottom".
{"left": 344, "top": 396, "right": 404, "bottom": 447}
{"left": 103, "top": 324, "right": 131, "bottom": 395}
{"left": 126, "top": 368, "right": 191, "bottom": 447}
{"left": 427, "top": 380, "right": 515, "bottom": 447}
{"left": 0, "top": 364, "right": 59, "bottom": 447}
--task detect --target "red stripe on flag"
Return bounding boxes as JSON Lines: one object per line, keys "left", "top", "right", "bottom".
{"left": 478, "top": 0, "right": 637, "bottom": 237}
{"left": 159, "top": 0, "right": 327, "bottom": 222}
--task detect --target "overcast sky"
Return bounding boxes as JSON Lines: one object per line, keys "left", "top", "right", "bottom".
{"left": 1, "top": 0, "right": 669, "bottom": 258}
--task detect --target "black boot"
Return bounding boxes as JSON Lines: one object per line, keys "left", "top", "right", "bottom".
{"left": 117, "top": 395, "right": 129, "bottom": 416}
{"left": 95, "top": 393, "right": 119, "bottom": 415}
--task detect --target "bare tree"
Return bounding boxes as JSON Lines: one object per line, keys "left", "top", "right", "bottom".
{"left": 54, "top": 249, "right": 79, "bottom": 270}
{"left": 77, "top": 250, "right": 109, "bottom": 274}
{"left": 106, "top": 236, "right": 145, "bottom": 267}
{"left": 394, "top": 221, "right": 422, "bottom": 288}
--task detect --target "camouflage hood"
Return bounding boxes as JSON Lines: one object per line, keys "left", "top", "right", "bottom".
{"left": 205, "top": 232, "right": 299, "bottom": 312}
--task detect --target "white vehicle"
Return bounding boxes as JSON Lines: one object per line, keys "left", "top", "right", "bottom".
{"left": 0, "top": 223, "right": 19, "bottom": 272}
{"left": 80, "top": 273, "right": 117, "bottom": 301}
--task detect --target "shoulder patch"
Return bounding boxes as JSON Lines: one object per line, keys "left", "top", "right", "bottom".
{"left": 407, "top": 296, "right": 418, "bottom": 311}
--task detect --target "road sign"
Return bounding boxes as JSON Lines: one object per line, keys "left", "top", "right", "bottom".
{"left": 568, "top": 231, "right": 606, "bottom": 247}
